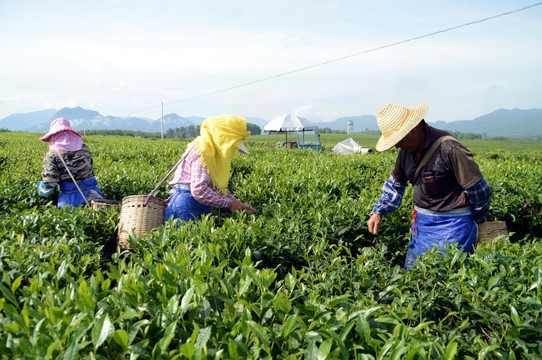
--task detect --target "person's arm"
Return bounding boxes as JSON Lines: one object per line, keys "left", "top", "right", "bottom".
{"left": 367, "top": 176, "right": 406, "bottom": 234}
{"left": 464, "top": 177, "right": 492, "bottom": 223}
{"left": 190, "top": 165, "right": 256, "bottom": 214}
{"left": 371, "top": 176, "right": 407, "bottom": 216}
{"left": 38, "top": 151, "right": 60, "bottom": 196}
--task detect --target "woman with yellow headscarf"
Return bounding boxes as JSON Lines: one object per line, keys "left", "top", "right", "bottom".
{"left": 165, "top": 114, "right": 256, "bottom": 222}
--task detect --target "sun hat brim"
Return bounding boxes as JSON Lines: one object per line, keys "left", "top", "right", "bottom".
{"left": 375, "top": 104, "right": 429, "bottom": 152}
{"left": 39, "top": 118, "right": 82, "bottom": 142}
{"left": 39, "top": 128, "right": 82, "bottom": 142}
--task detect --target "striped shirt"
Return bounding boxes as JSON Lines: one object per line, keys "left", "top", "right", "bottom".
{"left": 169, "top": 144, "right": 237, "bottom": 208}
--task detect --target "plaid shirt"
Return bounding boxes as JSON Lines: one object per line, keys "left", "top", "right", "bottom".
{"left": 371, "top": 176, "right": 406, "bottom": 215}
{"left": 372, "top": 176, "right": 492, "bottom": 223}
{"left": 464, "top": 177, "right": 492, "bottom": 223}
{"left": 169, "top": 144, "right": 237, "bottom": 208}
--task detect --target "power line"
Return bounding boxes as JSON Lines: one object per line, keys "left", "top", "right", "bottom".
{"left": 124, "top": 2, "right": 542, "bottom": 117}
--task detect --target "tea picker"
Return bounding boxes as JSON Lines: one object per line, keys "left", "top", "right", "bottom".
{"left": 52, "top": 147, "right": 120, "bottom": 209}
{"left": 37, "top": 118, "right": 107, "bottom": 208}
{"left": 163, "top": 115, "right": 255, "bottom": 222}
{"left": 117, "top": 114, "right": 256, "bottom": 250}
{"left": 367, "top": 103, "right": 493, "bottom": 269}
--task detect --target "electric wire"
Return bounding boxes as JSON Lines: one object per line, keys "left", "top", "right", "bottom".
{"left": 124, "top": 2, "right": 542, "bottom": 117}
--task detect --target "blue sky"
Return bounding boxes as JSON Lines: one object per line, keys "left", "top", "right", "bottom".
{"left": 1, "top": 0, "right": 541, "bottom": 123}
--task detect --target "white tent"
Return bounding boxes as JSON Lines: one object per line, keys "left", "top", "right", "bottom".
{"left": 332, "top": 138, "right": 373, "bottom": 155}
{"left": 263, "top": 114, "right": 318, "bottom": 132}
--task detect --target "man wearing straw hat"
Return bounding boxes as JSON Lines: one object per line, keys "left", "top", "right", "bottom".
{"left": 165, "top": 114, "right": 256, "bottom": 222}
{"left": 367, "top": 104, "right": 492, "bottom": 269}
{"left": 37, "top": 117, "right": 104, "bottom": 208}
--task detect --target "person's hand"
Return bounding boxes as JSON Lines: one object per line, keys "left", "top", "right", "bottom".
{"left": 229, "top": 199, "right": 256, "bottom": 215}
{"left": 37, "top": 181, "right": 56, "bottom": 197}
{"left": 367, "top": 213, "right": 381, "bottom": 235}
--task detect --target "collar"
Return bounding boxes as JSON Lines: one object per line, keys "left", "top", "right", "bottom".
{"left": 421, "top": 121, "right": 432, "bottom": 150}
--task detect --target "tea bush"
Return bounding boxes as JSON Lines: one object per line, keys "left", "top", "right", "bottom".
{"left": 0, "top": 132, "right": 541, "bottom": 359}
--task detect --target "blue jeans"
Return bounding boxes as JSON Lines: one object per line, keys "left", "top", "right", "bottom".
{"left": 165, "top": 189, "right": 211, "bottom": 223}
{"left": 405, "top": 207, "right": 477, "bottom": 269}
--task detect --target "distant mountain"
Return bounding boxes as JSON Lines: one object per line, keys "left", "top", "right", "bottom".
{"left": 1, "top": 107, "right": 268, "bottom": 134}
{"left": 161, "top": 113, "right": 195, "bottom": 128}
{"left": 430, "top": 108, "right": 542, "bottom": 137}
{"left": 311, "top": 109, "right": 542, "bottom": 137}
{"left": 23, "top": 107, "right": 205, "bottom": 134}
{"left": 180, "top": 115, "right": 268, "bottom": 129}
{"left": 315, "top": 115, "right": 379, "bottom": 132}
{"left": 0, "top": 109, "right": 57, "bottom": 131}
{"left": 1, "top": 107, "right": 541, "bottom": 137}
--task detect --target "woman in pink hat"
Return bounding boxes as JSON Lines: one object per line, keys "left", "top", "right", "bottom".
{"left": 37, "top": 117, "right": 104, "bottom": 208}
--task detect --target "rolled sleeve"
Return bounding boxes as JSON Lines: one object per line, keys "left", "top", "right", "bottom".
{"left": 465, "top": 177, "right": 492, "bottom": 223}
{"left": 371, "top": 176, "right": 407, "bottom": 215}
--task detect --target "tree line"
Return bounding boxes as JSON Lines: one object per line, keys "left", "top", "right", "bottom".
{"left": 81, "top": 123, "right": 262, "bottom": 139}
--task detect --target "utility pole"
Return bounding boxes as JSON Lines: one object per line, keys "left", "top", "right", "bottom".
{"left": 161, "top": 101, "right": 164, "bottom": 139}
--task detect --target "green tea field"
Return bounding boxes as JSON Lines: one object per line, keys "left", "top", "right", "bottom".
{"left": 1, "top": 132, "right": 541, "bottom": 359}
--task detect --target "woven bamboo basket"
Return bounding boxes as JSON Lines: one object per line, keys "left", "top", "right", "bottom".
{"left": 117, "top": 195, "right": 166, "bottom": 250}
{"left": 91, "top": 198, "right": 121, "bottom": 210}
{"left": 477, "top": 220, "right": 508, "bottom": 244}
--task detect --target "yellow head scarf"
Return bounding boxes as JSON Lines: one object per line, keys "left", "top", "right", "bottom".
{"left": 191, "top": 115, "right": 250, "bottom": 194}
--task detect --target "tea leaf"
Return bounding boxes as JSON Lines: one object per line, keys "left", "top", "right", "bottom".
{"left": 509, "top": 305, "right": 521, "bottom": 326}
{"left": 10, "top": 275, "right": 22, "bottom": 293}
{"left": 357, "top": 314, "right": 371, "bottom": 345}
{"left": 113, "top": 329, "right": 129, "bottom": 349}
{"left": 92, "top": 314, "right": 114, "bottom": 349}
{"left": 285, "top": 273, "right": 296, "bottom": 291}
{"left": 444, "top": 340, "right": 458, "bottom": 360}
{"left": 318, "top": 338, "right": 332, "bottom": 360}
{"left": 305, "top": 341, "right": 318, "bottom": 360}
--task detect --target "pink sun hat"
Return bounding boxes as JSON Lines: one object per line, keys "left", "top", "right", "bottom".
{"left": 39, "top": 118, "right": 82, "bottom": 142}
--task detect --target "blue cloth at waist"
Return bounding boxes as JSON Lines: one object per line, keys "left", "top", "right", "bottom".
{"left": 405, "top": 208, "right": 477, "bottom": 270}
{"left": 165, "top": 189, "right": 210, "bottom": 223}
{"left": 414, "top": 206, "right": 472, "bottom": 217}
{"left": 57, "top": 177, "right": 103, "bottom": 208}
{"left": 59, "top": 177, "right": 99, "bottom": 192}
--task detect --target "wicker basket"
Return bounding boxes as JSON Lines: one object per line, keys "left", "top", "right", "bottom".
{"left": 117, "top": 195, "right": 166, "bottom": 250}
{"left": 91, "top": 198, "right": 121, "bottom": 210}
{"left": 477, "top": 220, "right": 508, "bottom": 244}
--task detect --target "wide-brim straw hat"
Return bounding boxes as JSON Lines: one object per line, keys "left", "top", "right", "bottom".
{"left": 39, "top": 117, "right": 82, "bottom": 142}
{"left": 375, "top": 103, "right": 429, "bottom": 152}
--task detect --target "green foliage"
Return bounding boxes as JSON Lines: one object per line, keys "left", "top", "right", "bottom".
{"left": 1, "top": 132, "right": 541, "bottom": 359}
{"left": 82, "top": 122, "right": 262, "bottom": 139}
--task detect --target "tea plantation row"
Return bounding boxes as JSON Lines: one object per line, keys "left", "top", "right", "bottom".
{"left": 0, "top": 132, "right": 541, "bottom": 359}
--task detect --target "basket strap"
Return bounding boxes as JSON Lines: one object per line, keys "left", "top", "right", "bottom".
{"left": 53, "top": 148, "right": 90, "bottom": 207}
{"left": 143, "top": 151, "right": 189, "bottom": 206}
{"left": 413, "top": 135, "right": 456, "bottom": 182}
